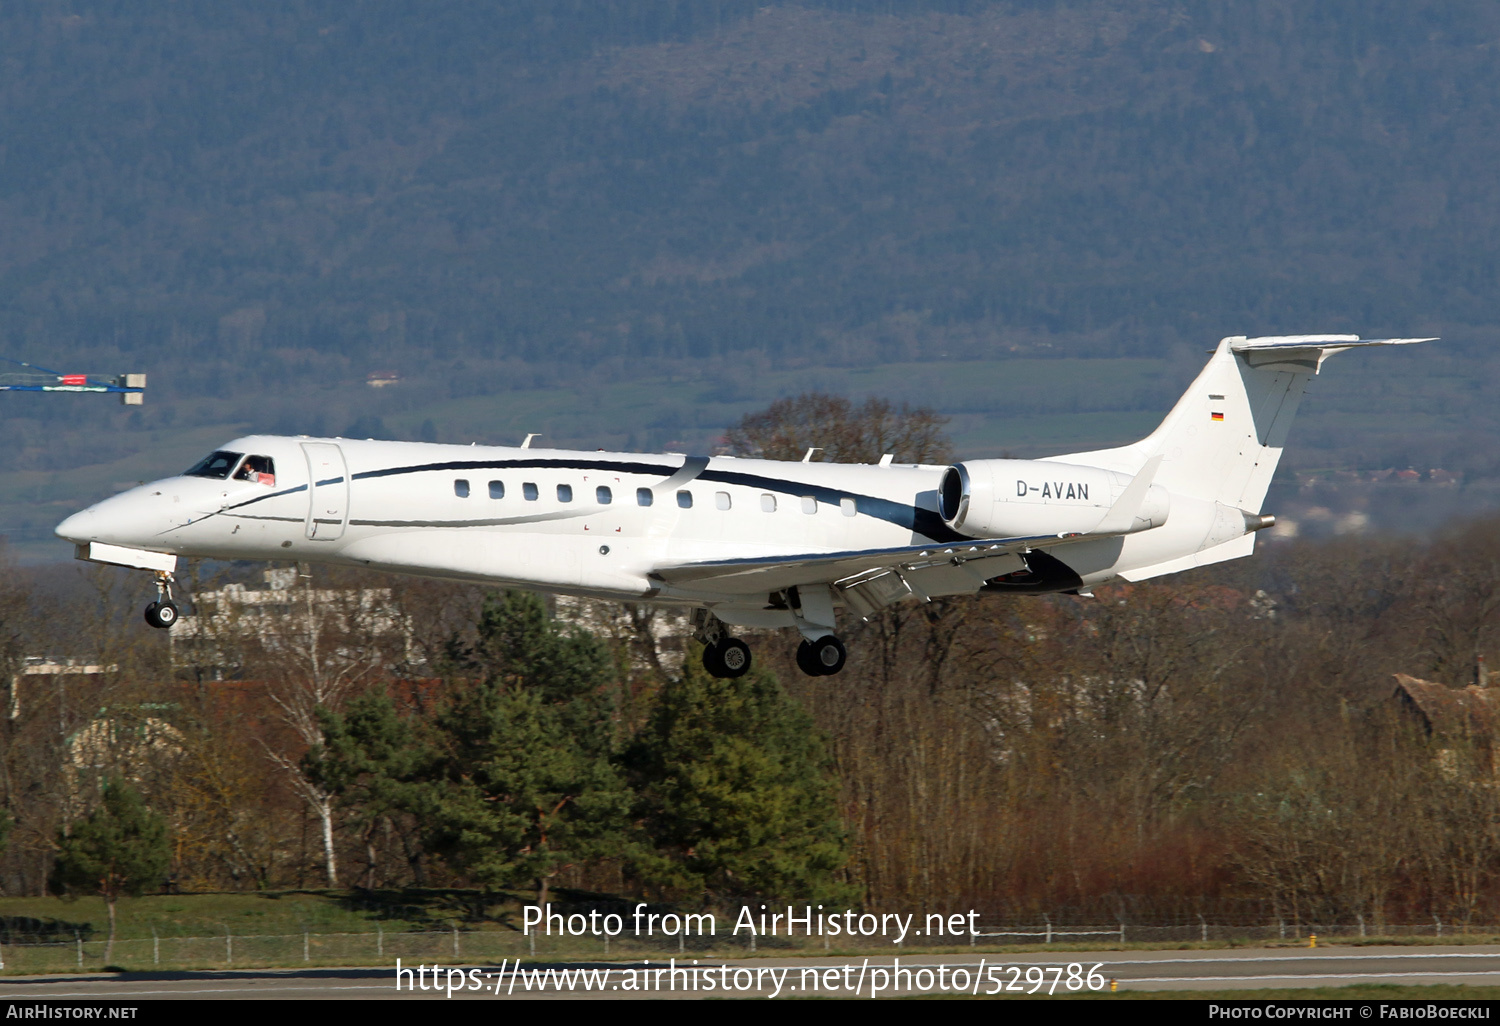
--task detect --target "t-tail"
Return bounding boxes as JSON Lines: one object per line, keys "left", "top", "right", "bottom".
{"left": 1047, "top": 334, "right": 1433, "bottom": 510}
{"left": 1026, "top": 333, "right": 1434, "bottom": 583}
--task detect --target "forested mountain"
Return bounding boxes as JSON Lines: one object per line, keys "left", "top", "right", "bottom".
{"left": 2, "top": 1, "right": 1496, "bottom": 556}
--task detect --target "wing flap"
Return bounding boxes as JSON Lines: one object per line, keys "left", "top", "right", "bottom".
{"left": 649, "top": 536, "right": 1050, "bottom": 596}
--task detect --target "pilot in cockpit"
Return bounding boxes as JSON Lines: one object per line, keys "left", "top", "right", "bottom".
{"left": 234, "top": 455, "right": 276, "bottom": 487}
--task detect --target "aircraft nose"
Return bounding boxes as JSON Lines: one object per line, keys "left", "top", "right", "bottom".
{"left": 55, "top": 507, "right": 98, "bottom": 543}
{"left": 56, "top": 487, "right": 179, "bottom": 548}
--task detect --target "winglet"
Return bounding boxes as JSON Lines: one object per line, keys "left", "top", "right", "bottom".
{"left": 1092, "top": 454, "right": 1164, "bottom": 535}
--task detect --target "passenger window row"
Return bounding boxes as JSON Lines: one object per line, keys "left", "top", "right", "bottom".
{"left": 452, "top": 479, "right": 642, "bottom": 505}
{"left": 451, "top": 479, "right": 854, "bottom": 515}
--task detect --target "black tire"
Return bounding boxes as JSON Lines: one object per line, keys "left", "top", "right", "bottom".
{"left": 701, "top": 642, "right": 727, "bottom": 678}
{"left": 809, "top": 635, "right": 846, "bottom": 676}
{"left": 718, "top": 638, "right": 752, "bottom": 678}
{"left": 144, "top": 601, "right": 178, "bottom": 630}
{"left": 795, "top": 639, "right": 822, "bottom": 677}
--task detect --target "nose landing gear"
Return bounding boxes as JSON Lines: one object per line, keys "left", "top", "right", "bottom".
{"left": 143, "top": 571, "right": 179, "bottom": 630}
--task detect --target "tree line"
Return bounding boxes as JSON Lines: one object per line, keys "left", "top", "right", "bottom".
{"left": 3, "top": 518, "right": 1500, "bottom": 928}
{"left": 4, "top": 578, "right": 851, "bottom": 910}
{"left": 5, "top": 390, "right": 1500, "bottom": 926}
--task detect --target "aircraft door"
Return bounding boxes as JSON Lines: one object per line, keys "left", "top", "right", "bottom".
{"left": 301, "top": 442, "right": 350, "bottom": 540}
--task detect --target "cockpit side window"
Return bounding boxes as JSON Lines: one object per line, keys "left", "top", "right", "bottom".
{"left": 234, "top": 455, "right": 277, "bottom": 485}
{"left": 184, "top": 450, "right": 244, "bottom": 480}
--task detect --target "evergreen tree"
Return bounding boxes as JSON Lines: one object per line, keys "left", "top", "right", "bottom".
{"left": 425, "top": 592, "right": 629, "bottom": 904}
{"left": 308, "top": 688, "right": 432, "bottom": 886}
{"left": 626, "top": 649, "right": 851, "bottom": 904}
{"left": 51, "top": 779, "right": 170, "bottom": 965}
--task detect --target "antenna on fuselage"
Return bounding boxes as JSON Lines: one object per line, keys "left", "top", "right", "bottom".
{"left": 802, "top": 447, "right": 822, "bottom": 463}
{"left": 521, "top": 433, "right": 541, "bottom": 448}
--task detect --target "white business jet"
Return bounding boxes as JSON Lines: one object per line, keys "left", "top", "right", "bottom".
{"left": 55, "top": 334, "right": 1427, "bottom": 678}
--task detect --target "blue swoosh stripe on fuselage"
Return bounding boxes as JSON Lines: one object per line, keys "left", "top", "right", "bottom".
{"left": 352, "top": 458, "right": 682, "bottom": 481}
{"left": 696, "top": 467, "right": 966, "bottom": 543}
{"left": 219, "top": 456, "right": 968, "bottom": 544}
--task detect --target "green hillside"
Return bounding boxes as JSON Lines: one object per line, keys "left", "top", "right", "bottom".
{"left": 0, "top": 1, "right": 1493, "bottom": 556}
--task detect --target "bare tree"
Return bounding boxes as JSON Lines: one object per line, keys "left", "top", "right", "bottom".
{"left": 724, "top": 393, "right": 952, "bottom": 465}
{"left": 191, "top": 569, "right": 408, "bottom": 887}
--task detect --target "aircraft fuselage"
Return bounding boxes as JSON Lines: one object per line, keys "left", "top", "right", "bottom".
{"left": 58, "top": 436, "right": 968, "bottom": 606}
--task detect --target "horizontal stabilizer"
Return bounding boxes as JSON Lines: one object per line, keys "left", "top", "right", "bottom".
{"left": 1229, "top": 335, "right": 1434, "bottom": 351}
{"left": 1230, "top": 335, "right": 1435, "bottom": 374}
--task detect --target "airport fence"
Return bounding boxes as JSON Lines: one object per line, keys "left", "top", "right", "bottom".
{"left": 0, "top": 913, "right": 1495, "bottom": 973}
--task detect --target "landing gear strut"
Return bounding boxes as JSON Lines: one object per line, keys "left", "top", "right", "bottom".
{"left": 691, "top": 608, "right": 752, "bottom": 679}
{"left": 795, "top": 635, "right": 847, "bottom": 677}
{"left": 143, "top": 571, "right": 179, "bottom": 630}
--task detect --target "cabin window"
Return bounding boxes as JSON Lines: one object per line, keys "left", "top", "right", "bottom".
{"left": 801, "top": 496, "right": 817, "bottom": 514}
{"left": 637, "top": 487, "right": 653, "bottom": 507}
{"left": 596, "top": 486, "right": 612, "bottom": 504}
{"left": 234, "top": 455, "right": 276, "bottom": 485}
{"left": 677, "top": 490, "right": 693, "bottom": 509}
{"left": 841, "top": 497, "right": 857, "bottom": 517}
{"left": 184, "top": 450, "right": 243, "bottom": 480}
{"left": 760, "top": 493, "right": 776, "bottom": 512}
{"left": 454, "top": 479, "right": 470, "bottom": 498}
{"left": 523, "top": 482, "right": 539, "bottom": 501}
{"left": 557, "top": 484, "right": 573, "bottom": 502}
{"left": 715, "top": 492, "right": 731, "bottom": 511}
{"left": 489, "top": 480, "right": 505, "bottom": 499}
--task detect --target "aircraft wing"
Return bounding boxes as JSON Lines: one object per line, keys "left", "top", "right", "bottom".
{"left": 649, "top": 535, "right": 1050, "bottom": 596}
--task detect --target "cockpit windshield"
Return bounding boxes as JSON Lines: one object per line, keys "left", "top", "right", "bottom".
{"left": 183, "top": 450, "right": 244, "bottom": 480}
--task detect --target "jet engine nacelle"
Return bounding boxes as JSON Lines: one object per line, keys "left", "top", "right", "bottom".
{"left": 938, "top": 458, "right": 1170, "bottom": 539}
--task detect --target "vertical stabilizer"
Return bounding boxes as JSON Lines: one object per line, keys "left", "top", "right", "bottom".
{"left": 1045, "top": 335, "right": 1431, "bottom": 513}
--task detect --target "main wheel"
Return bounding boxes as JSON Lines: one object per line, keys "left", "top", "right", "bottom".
{"left": 701, "top": 642, "right": 726, "bottom": 678}
{"left": 796, "top": 640, "right": 822, "bottom": 677}
{"left": 717, "top": 638, "right": 752, "bottom": 678}
{"left": 808, "top": 635, "right": 846, "bottom": 676}
{"left": 144, "top": 601, "right": 178, "bottom": 630}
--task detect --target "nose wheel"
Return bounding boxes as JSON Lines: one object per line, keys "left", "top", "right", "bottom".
{"left": 144, "top": 601, "right": 179, "bottom": 629}
{"left": 796, "top": 635, "right": 846, "bottom": 676}
{"left": 143, "top": 571, "right": 179, "bottom": 630}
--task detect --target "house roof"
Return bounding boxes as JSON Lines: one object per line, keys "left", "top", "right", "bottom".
{"left": 1392, "top": 673, "right": 1500, "bottom": 737}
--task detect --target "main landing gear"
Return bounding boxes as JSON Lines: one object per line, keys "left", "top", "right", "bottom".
{"left": 143, "top": 571, "right": 179, "bottom": 630}
{"left": 703, "top": 637, "right": 752, "bottom": 678}
{"left": 692, "top": 609, "right": 752, "bottom": 679}
{"left": 691, "top": 609, "right": 849, "bottom": 679}
{"left": 796, "top": 635, "right": 846, "bottom": 677}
